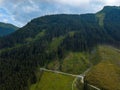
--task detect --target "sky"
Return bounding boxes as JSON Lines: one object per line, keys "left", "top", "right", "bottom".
{"left": 0, "top": 0, "right": 119, "bottom": 27}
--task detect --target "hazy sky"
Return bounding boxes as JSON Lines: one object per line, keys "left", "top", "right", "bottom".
{"left": 0, "top": 0, "right": 119, "bottom": 27}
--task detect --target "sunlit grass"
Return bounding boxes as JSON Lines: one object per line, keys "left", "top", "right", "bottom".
{"left": 86, "top": 45, "right": 120, "bottom": 90}
{"left": 30, "top": 71, "right": 77, "bottom": 90}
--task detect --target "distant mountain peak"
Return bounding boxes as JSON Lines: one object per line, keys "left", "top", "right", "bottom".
{"left": 0, "top": 22, "right": 19, "bottom": 37}
{"left": 103, "top": 6, "right": 120, "bottom": 9}
{"left": 98, "top": 6, "right": 120, "bottom": 14}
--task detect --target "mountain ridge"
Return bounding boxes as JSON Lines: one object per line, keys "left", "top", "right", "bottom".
{"left": 0, "top": 22, "right": 19, "bottom": 37}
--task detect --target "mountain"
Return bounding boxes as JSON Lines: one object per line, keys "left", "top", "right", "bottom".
{"left": 96, "top": 6, "right": 120, "bottom": 41}
{"left": 0, "top": 6, "right": 120, "bottom": 90}
{"left": 0, "top": 22, "right": 19, "bottom": 37}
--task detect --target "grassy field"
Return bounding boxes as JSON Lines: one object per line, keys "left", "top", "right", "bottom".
{"left": 30, "top": 70, "right": 98, "bottom": 90}
{"left": 30, "top": 71, "right": 78, "bottom": 90}
{"left": 31, "top": 45, "right": 120, "bottom": 90}
{"left": 86, "top": 45, "right": 120, "bottom": 90}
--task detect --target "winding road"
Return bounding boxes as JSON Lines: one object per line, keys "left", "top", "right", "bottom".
{"left": 40, "top": 68, "right": 100, "bottom": 90}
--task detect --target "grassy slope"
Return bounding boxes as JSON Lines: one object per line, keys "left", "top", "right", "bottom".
{"left": 30, "top": 45, "right": 120, "bottom": 90}
{"left": 61, "top": 52, "right": 91, "bottom": 74}
{"left": 47, "top": 52, "right": 91, "bottom": 74}
{"left": 86, "top": 45, "right": 120, "bottom": 90}
{"left": 25, "top": 30, "right": 46, "bottom": 43}
{"left": 96, "top": 12, "right": 105, "bottom": 27}
{"left": 49, "top": 36, "right": 65, "bottom": 51}
{"left": 47, "top": 36, "right": 92, "bottom": 74}
{"left": 30, "top": 71, "right": 77, "bottom": 90}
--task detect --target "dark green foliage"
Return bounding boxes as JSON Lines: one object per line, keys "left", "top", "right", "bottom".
{"left": 0, "top": 6, "right": 120, "bottom": 90}
{"left": 0, "top": 22, "right": 18, "bottom": 37}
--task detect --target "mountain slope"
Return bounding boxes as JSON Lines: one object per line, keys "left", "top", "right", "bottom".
{"left": 97, "top": 6, "right": 120, "bottom": 41}
{"left": 0, "top": 22, "right": 19, "bottom": 37}
{"left": 0, "top": 13, "right": 118, "bottom": 49}
{"left": 0, "top": 6, "right": 120, "bottom": 90}
{"left": 85, "top": 46, "right": 120, "bottom": 90}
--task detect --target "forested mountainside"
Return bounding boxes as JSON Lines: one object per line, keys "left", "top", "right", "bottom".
{"left": 0, "top": 6, "right": 120, "bottom": 90}
{"left": 0, "top": 22, "right": 18, "bottom": 37}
